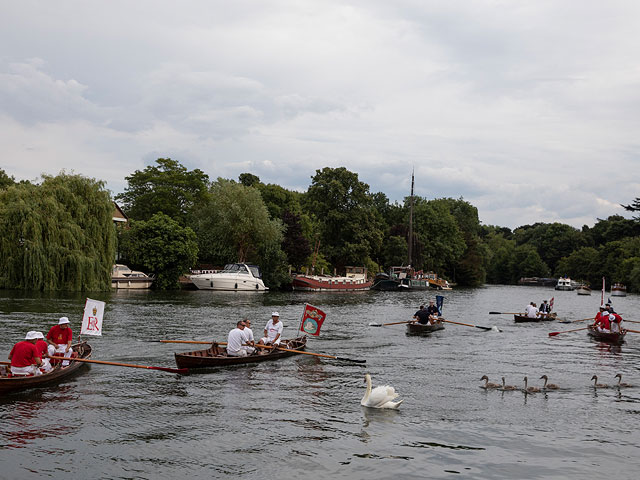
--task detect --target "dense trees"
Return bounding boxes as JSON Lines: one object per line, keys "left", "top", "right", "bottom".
{"left": 0, "top": 173, "right": 115, "bottom": 290}
{"left": 116, "top": 158, "right": 209, "bottom": 225}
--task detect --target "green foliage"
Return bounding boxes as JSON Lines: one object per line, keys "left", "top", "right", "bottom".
{"left": 305, "top": 167, "right": 383, "bottom": 269}
{"left": 583, "top": 215, "right": 640, "bottom": 247}
{"left": 381, "top": 235, "right": 408, "bottom": 267}
{"left": 116, "top": 158, "right": 209, "bottom": 225}
{"left": 514, "top": 223, "right": 586, "bottom": 272}
{"left": 191, "top": 179, "right": 284, "bottom": 267}
{"left": 621, "top": 197, "right": 640, "bottom": 220}
{"left": 120, "top": 213, "right": 198, "bottom": 289}
{"left": 0, "top": 168, "right": 15, "bottom": 190}
{"left": 509, "top": 245, "right": 550, "bottom": 281}
{"left": 281, "top": 211, "right": 311, "bottom": 269}
{"left": 0, "top": 173, "right": 115, "bottom": 291}
{"left": 554, "top": 247, "right": 599, "bottom": 284}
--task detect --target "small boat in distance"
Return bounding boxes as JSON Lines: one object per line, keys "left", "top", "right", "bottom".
{"left": 371, "top": 266, "right": 430, "bottom": 291}
{"left": 174, "top": 337, "right": 306, "bottom": 369}
{"left": 291, "top": 266, "right": 372, "bottom": 292}
{"left": 576, "top": 284, "right": 591, "bottom": 295}
{"left": 406, "top": 321, "right": 445, "bottom": 336}
{"left": 514, "top": 313, "right": 557, "bottom": 323}
{"left": 112, "top": 264, "right": 154, "bottom": 289}
{"left": 555, "top": 277, "right": 575, "bottom": 291}
{"left": 611, "top": 283, "right": 627, "bottom": 297}
{"left": 190, "top": 263, "right": 268, "bottom": 291}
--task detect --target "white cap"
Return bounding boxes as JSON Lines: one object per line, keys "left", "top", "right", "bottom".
{"left": 271, "top": 311, "right": 280, "bottom": 317}
{"left": 25, "top": 331, "right": 40, "bottom": 340}
{"left": 34, "top": 331, "right": 44, "bottom": 339}
{"left": 58, "top": 316, "right": 70, "bottom": 325}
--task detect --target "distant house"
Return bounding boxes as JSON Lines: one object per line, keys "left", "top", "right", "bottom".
{"left": 113, "top": 202, "right": 128, "bottom": 226}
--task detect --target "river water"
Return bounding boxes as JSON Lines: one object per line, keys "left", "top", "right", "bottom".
{"left": 1, "top": 285, "right": 639, "bottom": 479}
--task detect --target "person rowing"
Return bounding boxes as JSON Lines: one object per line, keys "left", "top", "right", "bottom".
{"left": 525, "top": 302, "right": 538, "bottom": 318}
{"left": 593, "top": 307, "right": 610, "bottom": 333}
{"left": 46, "top": 316, "right": 73, "bottom": 366}
{"left": 226, "top": 320, "right": 253, "bottom": 357}
{"left": 412, "top": 305, "right": 430, "bottom": 325}
{"left": 8, "top": 331, "right": 43, "bottom": 376}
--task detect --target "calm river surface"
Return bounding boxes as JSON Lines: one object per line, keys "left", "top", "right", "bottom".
{"left": 1, "top": 286, "right": 639, "bottom": 479}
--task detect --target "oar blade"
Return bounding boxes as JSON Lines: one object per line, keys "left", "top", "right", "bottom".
{"left": 150, "top": 366, "right": 189, "bottom": 374}
{"left": 548, "top": 331, "right": 561, "bottom": 337}
{"left": 336, "top": 357, "right": 366, "bottom": 363}
{"left": 368, "top": 323, "right": 383, "bottom": 327}
{"left": 475, "top": 325, "right": 494, "bottom": 331}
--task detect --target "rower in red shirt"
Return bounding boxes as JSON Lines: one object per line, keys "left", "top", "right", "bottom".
{"left": 33, "top": 331, "right": 53, "bottom": 372}
{"left": 608, "top": 312, "right": 623, "bottom": 333}
{"left": 46, "top": 317, "right": 73, "bottom": 366}
{"left": 593, "top": 307, "right": 610, "bottom": 332}
{"left": 8, "top": 331, "right": 43, "bottom": 376}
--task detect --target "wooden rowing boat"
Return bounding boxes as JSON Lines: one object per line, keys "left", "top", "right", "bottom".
{"left": 406, "top": 321, "right": 445, "bottom": 335}
{"left": 587, "top": 325, "right": 626, "bottom": 344}
{"left": 174, "top": 336, "right": 307, "bottom": 369}
{"left": 513, "top": 313, "right": 557, "bottom": 323}
{"left": 0, "top": 342, "right": 92, "bottom": 394}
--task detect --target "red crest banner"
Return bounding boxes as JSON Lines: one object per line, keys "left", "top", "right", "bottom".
{"left": 299, "top": 304, "right": 326, "bottom": 336}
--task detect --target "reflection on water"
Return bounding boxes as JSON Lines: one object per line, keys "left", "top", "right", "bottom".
{"left": 0, "top": 286, "right": 639, "bottom": 478}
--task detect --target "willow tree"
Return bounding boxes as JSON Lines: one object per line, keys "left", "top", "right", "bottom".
{"left": 0, "top": 173, "right": 115, "bottom": 291}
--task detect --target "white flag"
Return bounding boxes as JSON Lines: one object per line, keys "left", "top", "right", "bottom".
{"left": 81, "top": 298, "right": 105, "bottom": 336}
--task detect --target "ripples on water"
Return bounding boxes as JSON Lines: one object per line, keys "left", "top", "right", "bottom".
{"left": 1, "top": 286, "right": 639, "bottom": 479}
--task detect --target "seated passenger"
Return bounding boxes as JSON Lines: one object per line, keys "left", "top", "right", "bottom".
{"left": 593, "top": 310, "right": 611, "bottom": 333}
{"left": 8, "top": 331, "right": 42, "bottom": 376}
{"left": 34, "top": 332, "right": 53, "bottom": 373}
{"left": 257, "top": 312, "right": 283, "bottom": 348}
{"left": 413, "top": 306, "right": 430, "bottom": 325}
{"left": 426, "top": 300, "right": 440, "bottom": 324}
{"left": 608, "top": 312, "right": 623, "bottom": 333}
{"left": 227, "top": 321, "right": 250, "bottom": 357}
{"left": 525, "top": 302, "right": 538, "bottom": 318}
{"left": 46, "top": 317, "right": 73, "bottom": 366}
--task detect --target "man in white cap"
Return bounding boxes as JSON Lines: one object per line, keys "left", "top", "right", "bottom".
{"left": 46, "top": 317, "right": 73, "bottom": 366}
{"left": 33, "top": 332, "right": 53, "bottom": 373}
{"left": 8, "top": 331, "right": 42, "bottom": 376}
{"left": 257, "top": 312, "right": 284, "bottom": 350}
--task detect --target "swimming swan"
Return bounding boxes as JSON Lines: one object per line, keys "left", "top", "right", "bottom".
{"left": 498, "top": 377, "right": 519, "bottom": 391}
{"left": 539, "top": 375, "right": 559, "bottom": 390}
{"left": 523, "top": 376, "right": 541, "bottom": 393}
{"left": 480, "top": 375, "right": 501, "bottom": 389}
{"left": 361, "top": 373, "right": 403, "bottom": 409}
{"left": 591, "top": 375, "right": 609, "bottom": 388}
{"left": 614, "top": 374, "right": 632, "bottom": 388}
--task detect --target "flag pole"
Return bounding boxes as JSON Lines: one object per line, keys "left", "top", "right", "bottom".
{"left": 297, "top": 303, "right": 307, "bottom": 334}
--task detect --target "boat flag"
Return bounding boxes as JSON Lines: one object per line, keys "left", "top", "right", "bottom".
{"left": 299, "top": 304, "right": 326, "bottom": 336}
{"left": 435, "top": 295, "right": 444, "bottom": 316}
{"left": 549, "top": 297, "right": 554, "bottom": 312}
{"left": 81, "top": 298, "right": 105, "bottom": 336}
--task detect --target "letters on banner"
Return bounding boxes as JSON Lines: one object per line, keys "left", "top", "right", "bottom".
{"left": 81, "top": 298, "right": 105, "bottom": 336}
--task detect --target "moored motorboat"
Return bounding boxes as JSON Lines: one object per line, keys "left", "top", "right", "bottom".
{"left": 112, "top": 264, "right": 154, "bottom": 289}
{"left": 587, "top": 325, "right": 626, "bottom": 344}
{"left": 611, "top": 283, "right": 627, "bottom": 297}
{"left": 576, "top": 284, "right": 591, "bottom": 295}
{"left": 514, "top": 313, "right": 557, "bottom": 323}
{"left": 291, "top": 266, "right": 372, "bottom": 292}
{"left": 555, "top": 277, "right": 575, "bottom": 291}
{"left": 0, "top": 342, "right": 92, "bottom": 394}
{"left": 174, "top": 337, "right": 306, "bottom": 369}
{"left": 406, "top": 321, "right": 445, "bottom": 335}
{"left": 189, "top": 263, "right": 268, "bottom": 291}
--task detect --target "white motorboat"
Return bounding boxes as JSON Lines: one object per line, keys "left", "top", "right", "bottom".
{"left": 190, "top": 263, "right": 268, "bottom": 291}
{"left": 576, "top": 284, "right": 591, "bottom": 295}
{"left": 112, "top": 264, "right": 154, "bottom": 289}
{"left": 554, "top": 277, "right": 575, "bottom": 291}
{"left": 611, "top": 283, "right": 627, "bottom": 297}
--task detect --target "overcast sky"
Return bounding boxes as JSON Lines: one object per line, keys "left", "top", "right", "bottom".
{"left": 1, "top": 1, "right": 638, "bottom": 228}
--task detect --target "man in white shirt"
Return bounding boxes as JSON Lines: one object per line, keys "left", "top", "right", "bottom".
{"left": 525, "top": 302, "right": 538, "bottom": 318}
{"left": 227, "top": 321, "right": 250, "bottom": 357}
{"left": 257, "top": 312, "right": 284, "bottom": 347}
{"left": 243, "top": 319, "right": 256, "bottom": 354}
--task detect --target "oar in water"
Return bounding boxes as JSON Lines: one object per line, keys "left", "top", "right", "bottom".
{"left": 548, "top": 327, "right": 590, "bottom": 337}
{"left": 440, "top": 319, "right": 501, "bottom": 332}
{"left": 253, "top": 344, "right": 366, "bottom": 363}
{"left": 49, "top": 355, "right": 188, "bottom": 374}
{"left": 368, "top": 320, "right": 412, "bottom": 327}
{"left": 489, "top": 311, "right": 523, "bottom": 315}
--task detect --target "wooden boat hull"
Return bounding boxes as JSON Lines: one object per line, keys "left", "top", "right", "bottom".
{"left": 406, "top": 322, "right": 445, "bottom": 335}
{"left": 576, "top": 286, "right": 591, "bottom": 295}
{"left": 291, "top": 275, "right": 372, "bottom": 292}
{"left": 514, "top": 313, "right": 557, "bottom": 323}
{"left": 587, "top": 326, "right": 626, "bottom": 344}
{"left": 0, "top": 342, "right": 92, "bottom": 394}
{"left": 174, "top": 337, "right": 307, "bottom": 369}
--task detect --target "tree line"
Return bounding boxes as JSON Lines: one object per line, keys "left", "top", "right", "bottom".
{"left": 1, "top": 162, "right": 638, "bottom": 291}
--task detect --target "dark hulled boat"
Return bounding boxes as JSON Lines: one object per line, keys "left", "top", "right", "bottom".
{"left": 406, "top": 321, "right": 445, "bottom": 335}
{"left": 513, "top": 313, "right": 557, "bottom": 323}
{"left": 0, "top": 342, "right": 92, "bottom": 394}
{"left": 174, "top": 337, "right": 307, "bottom": 369}
{"left": 587, "top": 325, "right": 626, "bottom": 344}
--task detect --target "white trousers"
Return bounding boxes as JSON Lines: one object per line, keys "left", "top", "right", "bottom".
{"left": 48, "top": 344, "right": 72, "bottom": 366}
{"left": 11, "top": 365, "right": 38, "bottom": 376}
{"left": 260, "top": 337, "right": 281, "bottom": 345}
{"left": 227, "top": 349, "right": 248, "bottom": 357}
{"left": 40, "top": 358, "right": 53, "bottom": 373}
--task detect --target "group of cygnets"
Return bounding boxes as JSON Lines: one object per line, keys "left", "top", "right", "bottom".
{"left": 480, "top": 374, "right": 633, "bottom": 393}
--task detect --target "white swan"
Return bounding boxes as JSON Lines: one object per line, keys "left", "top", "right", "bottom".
{"left": 361, "top": 373, "right": 403, "bottom": 409}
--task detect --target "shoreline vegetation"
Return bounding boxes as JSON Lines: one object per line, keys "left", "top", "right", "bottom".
{"left": 1, "top": 161, "right": 639, "bottom": 292}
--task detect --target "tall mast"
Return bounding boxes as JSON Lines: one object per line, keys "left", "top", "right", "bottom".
{"left": 408, "top": 169, "right": 414, "bottom": 267}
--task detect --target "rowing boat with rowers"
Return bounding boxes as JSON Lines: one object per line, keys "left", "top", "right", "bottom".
{"left": 513, "top": 313, "right": 557, "bottom": 323}
{"left": 406, "top": 321, "right": 445, "bottom": 335}
{"left": 587, "top": 325, "right": 626, "bottom": 344}
{"left": 174, "top": 337, "right": 307, "bottom": 369}
{"left": 0, "top": 342, "right": 92, "bottom": 394}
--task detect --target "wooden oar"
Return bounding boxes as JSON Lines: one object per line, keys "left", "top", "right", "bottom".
{"left": 625, "top": 329, "right": 640, "bottom": 334}
{"left": 559, "top": 317, "right": 594, "bottom": 324}
{"left": 489, "top": 311, "right": 523, "bottom": 315}
{"left": 159, "top": 339, "right": 211, "bottom": 344}
{"left": 49, "top": 355, "right": 188, "bottom": 374}
{"left": 623, "top": 320, "right": 640, "bottom": 324}
{"left": 368, "top": 320, "right": 412, "bottom": 327}
{"left": 253, "top": 344, "right": 366, "bottom": 363}
{"left": 440, "top": 319, "right": 499, "bottom": 332}
{"left": 548, "top": 327, "right": 590, "bottom": 337}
